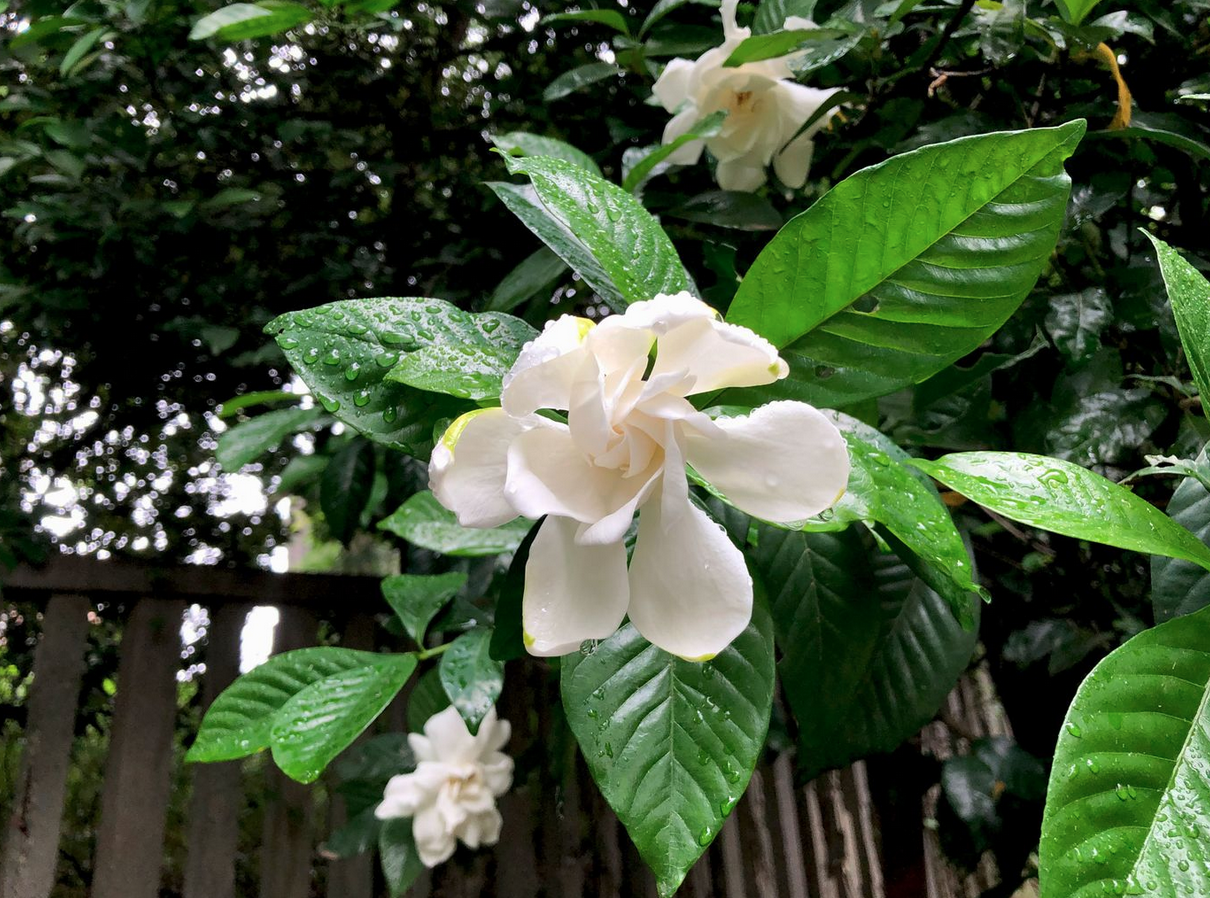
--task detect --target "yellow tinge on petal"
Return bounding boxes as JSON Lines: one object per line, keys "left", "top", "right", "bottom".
{"left": 439, "top": 407, "right": 493, "bottom": 456}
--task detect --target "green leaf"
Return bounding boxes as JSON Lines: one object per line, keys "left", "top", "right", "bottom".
{"left": 494, "top": 154, "right": 695, "bottom": 310}
{"left": 756, "top": 526, "right": 978, "bottom": 781}
{"left": 380, "top": 571, "right": 467, "bottom": 645}
{"left": 1052, "top": 0, "right": 1106, "bottom": 25}
{"left": 489, "top": 132, "right": 602, "bottom": 176}
{"left": 264, "top": 298, "right": 531, "bottom": 455}
{"left": 439, "top": 629, "right": 504, "bottom": 735}
{"left": 187, "top": 647, "right": 389, "bottom": 762}
{"left": 1096, "top": 111, "right": 1210, "bottom": 163}
{"left": 542, "top": 62, "right": 620, "bottom": 102}
{"left": 216, "top": 389, "right": 301, "bottom": 419}
{"left": 752, "top": 0, "right": 816, "bottom": 33}
{"left": 380, "top": 819, "right": 425, "bottom": 897}
{"left": 1142, "top": 233, "right": 1210, "bottom": 401}
{"left": 1152, "top": 446, "right": 1210, "bottom": 622}
{"left": 909, "top": 452, "right": 1210, "bottom": 573}
{"left": 1039, "top": 605, "right": 1210, "bottom": 898}
{"left": 407, "top": 667, "right": 451, "bottom": 733}
{"left": 216, "top": 406, "right": 324, "bottom": 470}
{"left": 484, "top": 246, "right": 568, "bottom": 313}
{"left": 189, "top": 2, "right": 313, "bottom": 40}
{"left": 275, "top": 454, "right": 327, "bottom": 494}
{"left": 542, "top": 9, "right": 630, "bottom": 34}
{"left": 378, "top": 491, "right": 531, "bottom": 556}
{"left": 639, "top": 0, "right": 715, "bottom": 36}
{"left": 270, "top": 653, "right": 417, "bottom": 783}
{"left": 324, "top": 806, "right": 382, "bottom": 858}
{"left": 621, "top": 110, "right": 727, "bottom": 193}
{"left": 1044, "top": 288, "right": 1111, "bottom": 364}
{"left": 321, "top": 438, "right": 375, "bottom": 546}
{"left": 723, "top": 28, "right": 848, "bottom": 66}
{"left": 489, "top": 521, "right": 538, "bottom": 662}
{"left": 670, "top": 190, "right": 783, "bottom": 231}
{"left": 725, "top": 121, "right": 1086, "bottom": 408}
{"left": 560, "top": 596, "right": 775, "bottom": 898}
{"left": 200, "top": 187, "right": 262, "bottom": 209}
{"left": 60, "top": 27, "right": 111, "bottom": 77}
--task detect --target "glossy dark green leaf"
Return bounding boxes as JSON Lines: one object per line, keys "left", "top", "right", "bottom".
{"left": 490, "top": 520, "right": 539, "bottom": 662}
{"left": 379, "top": 818, "right": 425, "bottom": 897}
{"left": 1143, "top": 233, "right": 1210, "bottom": 400}
{"left": 216, "top": 406, "right": 322, "bottom": 470}
{"left": 1152, "top": 447, "right": 1210, "bottom": 622}
{"left": 639, "top": 0, "right": 714, "bottom": 35}
{"left": 725, "top": 121, "right": 1085, "bottom": 408}
{"left": 270, "top": 653, "right": 417, "bottom": 783}
{"left": 543, "top": 61, "right": 620, "bottom": 102}
{"left": 485, "top": 246, "right": 568, "bottom": 313}
{"left": 265, "top": 298, "right": 530, "bottom": 454}
{"left": 495, "top": 154, "right": 696, "bottom": 309}
{"left": 561, "top": 598, "right": 775, "bottom": 898}
{"left": 189, "top": 2, "right": 312, "bottom": 40}
{"left": 542, "top": 9, "right": 630, "bottom": 33}
{"left": 1044, "top": 288, "right": 1111, "bottom": 363}
{"left": 324, "top": 806, "right": 382, "bottom": 859}
{"left": 407, "top": 666, "right": 451, "bottom": 733}
{"left": 439, "top": 629, "right": 504, "bottom": 735}
{"left": 378, "top": 491, "right": 530, "bottom": 556}
{"left": 333, "top": 732, "right": 415, "bottom": 788}
{"left": 383, "top": 312, "right": 536, "bottom": 400}
{"left": 1097, "top": 112, "right": 1210, "bottom": 163}
{"left": 489, "top": 131, "right": 601, "bottom": 176}
{"left": 752, "top": 0, "right": 816, "bottom": 33}
{"left": 670, "top": 190, "right": 783, "bottom": 231}
{"left": 622, "top": 111, "right": 726, "bottom": 192}
{"left": 755, "top": 526, "right": 978, "bottom": 781}
{"left": 321, "top": 438, "right": 375, "bottom": 545}
{"left": 723, "top": 28, "right": 848, "bottom": 66}
{"left": 1039, "top": 605, "right": 1210, "bottom": 898}
{"left": 1052, "top": 0, "right": 1105, "bottom": 25}
{"left": 187, "top": 647, "right": 388, "bottom": 762}
{"left": 381, "top": 571, "right": 467, "bottom": 645}
{"left": 909, "top": 452, "right": 1210, "bottom": 572}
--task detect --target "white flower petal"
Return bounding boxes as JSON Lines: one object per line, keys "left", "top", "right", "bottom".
{"left": 653, "top": 59, "right": 695, "bottom": 112}
{"left": 775, "top": 83, "right": 841, "bottom": 141}
{"left": 685, "top": 400, "right": 850, "bottom": 522}
{"left": 481, "top": 755, "right": 515, "bottom": 796}
{"left": 422, "top": 705, "right": 479, "bottom": 762}
{"left": 772, "top": 131, "right": 815, "bottom": 189}
{"left": 413, "top": 804, "right": 458, "bottom": 867}
{"left": 505, "top": 426, "right": 614, "bottom": 523}
{"left": 627, "top": 497, "right": 752, "bottom": 661}
{"left": 715, "top": 157, "right": 768, "bottom": 192}
{"left": 523, "top": 515, "right": 629, "bottom": 656}
{"left": 600, "top": 292, "right": 717, "bottom": 336}
{"left": 501, "top": 315, "right": 595, "bottom": 416}
{"left": 376, "top": 770, "right": 433, "bottom": 819}
{"left": 429, "top": 408, "right": 545, "bottom": 528}
{"left": 471, "top": 707, "right": 511, "bottom": 756}
{"left": 649, "top": 316, "right": 788, "bottom": 395}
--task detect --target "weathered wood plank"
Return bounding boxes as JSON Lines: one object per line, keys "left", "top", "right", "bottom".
{"left": 0, "top": 593, "right": 90, "bottom": 898}
{"left": 91, "top": 598, "right": 185, "bottom": 898}
{"left": 183, "top": 604, "right": 249, "bottom": 898}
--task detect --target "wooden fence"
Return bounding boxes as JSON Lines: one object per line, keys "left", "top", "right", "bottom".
{"left": 0, "top": 557, "right": 1020, "bottom": 898}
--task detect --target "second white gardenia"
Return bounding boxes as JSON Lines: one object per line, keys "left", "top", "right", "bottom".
{"left": 651, "top": 0, "right": 841, "bottom": 191}
{"left": 429, "top": 293, "right": 850, "bottom": 661}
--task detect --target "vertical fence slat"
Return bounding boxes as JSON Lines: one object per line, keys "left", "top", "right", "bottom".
{"left": 260, "top": 607, "right": 317, "bottom": 898}
{"left": 91, "top": 597, "right": 185, "bottom": 898}
{"left": 183, "top": 603, "right": 248, "bottom": 898}
{"left": 0, "top": 593, "right": 90, "bottom": 898}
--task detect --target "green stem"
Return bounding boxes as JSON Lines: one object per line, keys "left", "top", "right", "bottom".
{"left": 416, "top": 643, "right": 452, "bottom": 662}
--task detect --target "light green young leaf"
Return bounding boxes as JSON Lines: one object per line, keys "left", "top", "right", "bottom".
{"left": 187, "top": 647, "right": 389, "bottom": 762}
{"left": 561, "top": 597, "right": 775, "bottom": 898}
{"left": 216, "top": 405, "right": 324, "bottom": 470}
{"left": 493, "top": 154, "right": 696, "bottom": 309}
{"left": 621, "top": 110, "right": 726, "bottom": 192}
{"left": 725, "top": 121, "right": 1085, "bottom": 408}
{"left": 60, "top": 27, "right": 112, "bottom": 77}
{"left": 270, "top": 653, "right": 417, "bottom": 783}
{"left": 378, "top": 491, "right": 530, "bottom": 556}
{"left": 189, "top": 2, "right": 312, "bottom": 40}
{"left": 438, "top": 629, "right": 504, "bottom": 735}
{"left": 909, "top": 452, "right": 1210, "bottom": 572}
{"left": 489, "top": 132, "right": 602, "bottom": 176}
{"left": 1039, "top": 604, "right": 1210, "bottom": 898}
{"left": 381, "top": 571, "right": 467, "bottom": 645}
{"left": 723, "top": 28, "right": 848, "bottom": 66}
{"left": 1142, "top": 232, "right": 1210, "bottom": 401}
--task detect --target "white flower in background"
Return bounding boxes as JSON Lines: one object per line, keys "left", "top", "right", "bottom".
{"left": 651, "top": 0, "right": 842, "bottom": 191}
{"left": 375, "top": 705, "right": 513, "bottom": 867}
{"left": 429, "top": 293, "right": 850, "bottom": 661}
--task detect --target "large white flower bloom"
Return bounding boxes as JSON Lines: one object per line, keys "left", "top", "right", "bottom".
{"left": 375, "top": 706, "right": 513, "bottom": 867}
{"left": 429, "top": 292, "right": 850, "bottom": 661}
{"left": 651, "top": 0, "right": 841, "bottom": 191}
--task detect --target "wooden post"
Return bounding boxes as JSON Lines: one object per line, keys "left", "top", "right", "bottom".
{"left": 91, "top": 597, "right": 185, "bottom": 898}
{"left": 183, "top": 604, "right": 249, "bottom": 898}
{"left": 0, "top": 593, "right": 90, "bottom": 898}
{"left": 325, "top": 612, "right": 376, "bottom": 898}
{"left": 260, "top": 607, "right": 317, "bottom": 898}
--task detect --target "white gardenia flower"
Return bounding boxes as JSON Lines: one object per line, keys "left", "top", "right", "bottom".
{"left": 375, "top": 705, "right": 513, "bottom": 868}
{"left": 651, "top": 0, "right": 841, "bottom": 191}
{"left": 429, "top": 292, "right": 850, "bottom": 662}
